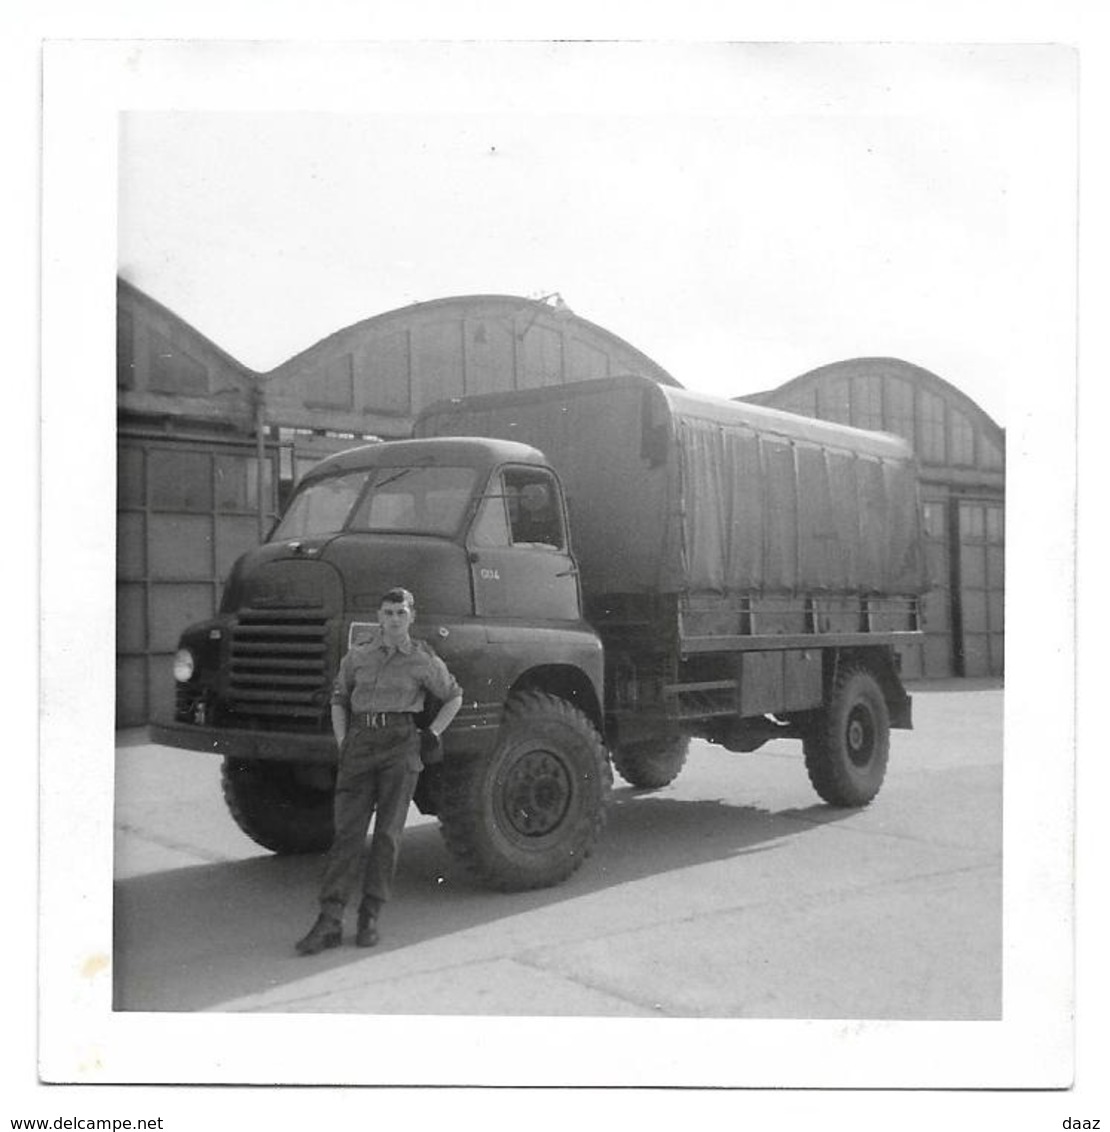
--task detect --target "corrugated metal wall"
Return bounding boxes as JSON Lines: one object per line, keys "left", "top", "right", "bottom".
{"left": 116, "top": 432, "right": 278, "bottom": 727}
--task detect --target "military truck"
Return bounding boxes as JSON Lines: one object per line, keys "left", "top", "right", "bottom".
{"left": 152, "top": 374, "right": 926, "bottom": 891}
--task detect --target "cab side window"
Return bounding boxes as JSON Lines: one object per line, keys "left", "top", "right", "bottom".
{"left": 469, "top": 473, "right": 512, "bottom": 547}
{"left": 503, "top": 468, "right": 565, "bottom": 549}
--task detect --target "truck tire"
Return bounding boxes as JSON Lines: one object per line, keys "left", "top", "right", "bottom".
{"left": 437, "top": 691, "right": 612, "bottom": 891}
{"left": 612, "top": 736, "right": 689, "bottom": 789}
{"left": 221, "top": 758, "right": 335, "bottom": 854}
{"left": 803, "top": 666, "right": 890, "bottom": 807}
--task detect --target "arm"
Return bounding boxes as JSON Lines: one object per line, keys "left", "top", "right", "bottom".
{"left": 426, "top": 692, "right": 462, "bottom": 738}
{"left": 330, "top": 651, "right": 353, "bottom": 746}
{"left": 419, "top": 648, "right": 463, "bottom": 740}
{"left": 331, "top": 703, "right": 349, "bottom": 746}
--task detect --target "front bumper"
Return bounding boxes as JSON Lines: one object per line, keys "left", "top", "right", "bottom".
{"left": 149, "top": 720, "right": 338, "bottom": 764}
{"left": 149, "top": 708, "right": 501, "bottom": 764}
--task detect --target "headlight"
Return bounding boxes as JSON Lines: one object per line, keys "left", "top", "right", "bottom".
{"left": 173, "top": 648, "right": 196, "bottom": 682}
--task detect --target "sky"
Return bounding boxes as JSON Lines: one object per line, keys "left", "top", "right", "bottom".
{"left": 116, "top": 43, "right": 1076, "bottom": 431}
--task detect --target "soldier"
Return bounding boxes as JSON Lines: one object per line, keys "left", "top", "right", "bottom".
{"left": 295, "top": 587, "right": 462, "bottom": 956}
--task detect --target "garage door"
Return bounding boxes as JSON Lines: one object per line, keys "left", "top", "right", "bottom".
{"left": 957, "top": 499, "right": 1005, "bottom": 677}
{"left": 917, "top": 497, "right": 955, "bottom": 677}
{"left": 117, "top": 435, "right": 277, "bottom": 727}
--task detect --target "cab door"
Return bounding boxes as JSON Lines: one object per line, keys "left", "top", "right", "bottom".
{"left": 468, "top": 466, "right": 580, "bottom": 621}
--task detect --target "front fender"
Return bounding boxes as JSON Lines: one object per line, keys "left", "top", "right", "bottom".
{"left": 480, "top": 622, "right": 605, "bottom": 728}
{"left": 418, "top": 618, "right": 605, "bottom": 742}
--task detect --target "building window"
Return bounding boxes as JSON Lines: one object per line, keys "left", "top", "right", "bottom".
{"left": 883, "top": 378, "right": 916, "bottom": 445}
{"left": 922, "top": 500, "right": 947, "bottom": 540}
{"left": 980, "top": 434, "right": 1004, "bottom": 470}
{"left": 117, "top": 445, "right": 145, "bottom": 509}
{"left": 149, "top": 449, "right": 212, "bottom": 512}
{"left": 851, "top": 374, "right": 884, "bottom": 430}
{"left": 919, "top": 390, "right": 946, "bottom": 464}
{"left": 215, "top": 453, "right": 273, "bottom": 514}
{"left": 950, "top": 410, "right": 975, "bottom": 467}
{"left": 985, "top": 504, "right": 1004, "bottom": 544}
{"left": 959, "top": 502, "right": 985, "bottom": 540}
{"left": 818, "top": 378, "right": 851, "bottom": 424}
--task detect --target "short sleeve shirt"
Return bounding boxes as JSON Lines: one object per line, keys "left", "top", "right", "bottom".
{"left": 330, "top": 631, "right": 462, "bottom": 715}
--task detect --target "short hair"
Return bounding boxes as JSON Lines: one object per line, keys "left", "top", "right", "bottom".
{"left": 379, "top": 587, "right": 415, "bottom": 610}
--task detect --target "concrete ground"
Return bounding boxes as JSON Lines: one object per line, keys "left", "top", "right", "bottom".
{"left": 113, "top": 678, "right": 1002, "bottom": 1019}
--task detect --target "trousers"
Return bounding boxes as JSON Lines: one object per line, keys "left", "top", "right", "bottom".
{"left": 318, "top": 717, "right": 422, "bottom": 918}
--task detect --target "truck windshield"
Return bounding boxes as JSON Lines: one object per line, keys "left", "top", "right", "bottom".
{"left": 271, "top": 465, "right": 479, "bottom": 540}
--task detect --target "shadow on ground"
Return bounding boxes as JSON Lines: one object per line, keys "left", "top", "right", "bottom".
{"left": 113, "top": 788, "right": 854, "bottom": 1012}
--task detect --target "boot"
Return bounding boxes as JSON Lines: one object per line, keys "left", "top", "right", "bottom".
{"left": 294, "top": 912, "right": 342, "bottom": 956}
{"left": 356, "top": 898, "right": 381, "bottom": 948}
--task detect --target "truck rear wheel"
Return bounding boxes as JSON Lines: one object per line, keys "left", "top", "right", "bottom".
{"left": 437, "top": 691, "right": 612, "bottom": 891}
{"left": 803, "top": 666, "right": 890, "bottom": 807}
{"left": 221, "top": 758, "right": 335, "bottom": 854}
{"left": 612, "top": 735, "right": 689, "bottom": 789}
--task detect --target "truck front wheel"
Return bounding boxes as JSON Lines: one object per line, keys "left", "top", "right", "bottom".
{"left": 803, "top": 666, "right": 890, "bottom": 807}
{"left": 612, "top": 735, "right": 689, "bottom": 789}
{"left": 437, "top": 691, "right": 612, "bottom": 891}
{"left": 221, "top": 758, "right": 335, "bottom": 854}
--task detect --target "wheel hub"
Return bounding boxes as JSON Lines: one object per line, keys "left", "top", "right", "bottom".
{"left": 846, "top": 706, "right": 874, "bottom": 767}
{"left": 500, "top": 749, "right": 572, "bottom": 837}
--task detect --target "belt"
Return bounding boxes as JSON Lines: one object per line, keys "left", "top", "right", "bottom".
{"left": 351, "top": 711, "right": 415, "bottom": 729}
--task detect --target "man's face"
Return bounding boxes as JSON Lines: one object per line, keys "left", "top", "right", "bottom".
{"left": 378, "top": 600, "right": 414, "bottom": 642}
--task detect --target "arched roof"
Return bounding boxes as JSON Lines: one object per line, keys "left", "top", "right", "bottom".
{"left": 263, "top": 293, "right": 680, "bottom": 386}
{"left": 118, "top": 281, "right": 681, "bottom": 437}
{"left": 751, "top": 356, "right": 1003, "bottom": 444}
{"left": 117, "top": 276, "right": 256, "bottom": 380}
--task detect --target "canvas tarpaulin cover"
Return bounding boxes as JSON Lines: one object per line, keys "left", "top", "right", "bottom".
{"left": 417, "top": 376, "right": 926, "bottom": 600}
{"left": 675, "top": 412, "right": 925, "bottom": 596}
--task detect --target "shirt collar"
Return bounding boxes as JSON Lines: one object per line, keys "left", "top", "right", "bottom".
{"left": 379, "top": 635, "right": 415, "bottom": 656}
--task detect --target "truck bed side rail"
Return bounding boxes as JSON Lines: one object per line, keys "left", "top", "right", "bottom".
{"left": 679, "top": 592, "right": 921, "bottom": 655}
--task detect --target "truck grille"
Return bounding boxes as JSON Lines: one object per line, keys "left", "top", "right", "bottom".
{"left": 226, "top": 610, "right": 331, "bottom": 725}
